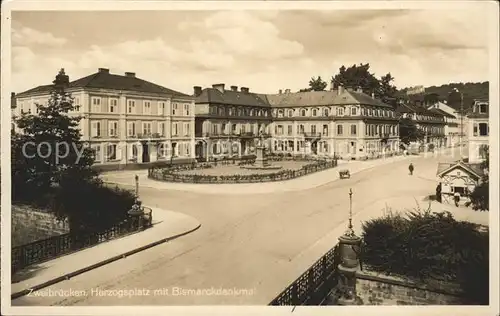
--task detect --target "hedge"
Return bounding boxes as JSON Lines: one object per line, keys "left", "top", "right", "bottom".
{"left": 361, "top": 205, "right": 489, "bottom": 304}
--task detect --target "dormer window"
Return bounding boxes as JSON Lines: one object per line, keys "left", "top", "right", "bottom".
{"left": 479, "top": 103, "right": 487, "bottom": 114}
{"left": 351, "top": 107, "right": 357, "bottom": 116}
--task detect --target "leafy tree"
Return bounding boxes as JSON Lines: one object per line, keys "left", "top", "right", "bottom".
{"left": 379, "top": 73, "right": 398, "bottom": 106}
{"left": 469, "top": 145, "right": 489, "bottom": 211}
{"left": 12, "top": 68, "right": 98, "bottom": 201}
{"left": 308, "top": 76, "right": 328, "bottom": 91}
{"left": 398, "top": 117, "right": 425, "bottom": 145}
{"left": 11, "top": 69, "right": 135, "bottom": 234}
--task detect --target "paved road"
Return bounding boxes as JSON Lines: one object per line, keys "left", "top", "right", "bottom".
{"left": 12, "top": 149, "right": 460, "bottom": 306}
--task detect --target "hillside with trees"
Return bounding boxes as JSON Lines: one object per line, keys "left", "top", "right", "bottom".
{"left": 399, "top": 82, "right": 489, "bottom": 110}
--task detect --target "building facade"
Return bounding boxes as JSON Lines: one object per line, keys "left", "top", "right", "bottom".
{"left": 395, "top": 102, "right": 446, "bottom": 149}
{"left": 13, "top": 68, "right": 196, "bottom": 166}
{"left": 193, "top": 84, "right": 272, "bottom": 161}
{"left": 266, "top": 87, "right": 400, "bottom": 159}
{"left": 426, "top": 101, "right": 460, "bottom": 147}
{"left": 467, "top": 100, "right": 489, "bottom": 163}
{"left": 436, "top": 161, "right": 485, "bottom": 204}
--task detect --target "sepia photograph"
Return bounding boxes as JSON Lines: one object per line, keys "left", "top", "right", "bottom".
{"left": 1, "top": 1, "right": 498, "bottom": 315}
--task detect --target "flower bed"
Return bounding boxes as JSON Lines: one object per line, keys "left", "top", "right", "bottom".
{"left": 148, "top": 156, "right": 338, "bottom": 184}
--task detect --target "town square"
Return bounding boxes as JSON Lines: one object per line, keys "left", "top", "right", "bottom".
{"left": 1, "top": 2, "right": 497, "bottom": 313}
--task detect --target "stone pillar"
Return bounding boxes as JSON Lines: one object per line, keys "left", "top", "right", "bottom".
{"left": 336, "top": 189, "right": 363, "bottom": 305}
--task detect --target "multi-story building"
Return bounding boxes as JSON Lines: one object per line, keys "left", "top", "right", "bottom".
{"left": 266, "top": 86, "right": 400, "bottom": 159}
{"left": 426, "top": 101, "right": 461, "bottom": 147}
{"left": 467, "top": 99, "right": 489, "bottom": 163}
{"left": 193, "top": 84, "right": 272, "bottom": 161}
{"left": 13, "top": 68, "right": 196, "bottom": 167}
{"left": 395, "top": 101, "right": 446, "bottom": 148}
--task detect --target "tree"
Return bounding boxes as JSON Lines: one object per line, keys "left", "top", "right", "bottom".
{"left": 12, "top": 69, "right": 98, "bottom": 200}
{"left": 398, "top": 117, "right": 425, "bottom": 145}
{"left": 331, "top": 63, "right": 398, "bottom": 106}
{"left": 308, "top": 76, "right": 327, "bottom": 91}
{"left": 469, "top": 145, "right": 489, "bottom": 211}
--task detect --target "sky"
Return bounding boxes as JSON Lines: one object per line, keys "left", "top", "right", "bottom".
{"left": 10, "top": 6, "right": 492, "bottom": 95}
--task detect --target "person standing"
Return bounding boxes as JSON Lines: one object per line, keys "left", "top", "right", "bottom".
{"left": 408, "top": 163, "right": 414, "bottom": 175}
{"left": 454, "top": 191, "right": 461, "bottom": 207}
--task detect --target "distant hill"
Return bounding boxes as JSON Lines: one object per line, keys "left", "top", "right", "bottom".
{"left": 398, "top": 82, "right": 489, "bottom": 111}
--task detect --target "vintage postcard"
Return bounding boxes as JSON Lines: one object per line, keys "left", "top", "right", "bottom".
{"left": 1, "top": 1, "right": 498, "bottom": 316}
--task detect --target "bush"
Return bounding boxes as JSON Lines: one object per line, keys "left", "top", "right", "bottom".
{"left": 361, "top": 205, "right": 489, "bottom": 304}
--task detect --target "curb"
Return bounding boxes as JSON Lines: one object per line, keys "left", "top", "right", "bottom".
{"left": 11, "top": 223, "right": 201, "bottom": 300}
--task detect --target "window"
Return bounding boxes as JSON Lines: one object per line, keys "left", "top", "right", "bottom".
{"left": 237, "top": 108, "right": 242, "bottom": 116}
{"left": 92, "top": 97, "right": 101, "bottom": 113}
{"left": 184, "top": 104, "right": 190, "bottom": 116}
{"left": 287, "top": 125, "right": 293, "bottom": 135}
{"left": 131, "top": 145, "right": 138, "bottom": 159}
{"left": 311, "top": 125, "right": 317, "bottom": 134}
{"left": 278, "top": 110, "right": 284, "bottom": 118}
{"left": 240, "top": 125, "right": 246, "bottom": 133}
{"left": 350, "top": 124, "right": 357, "bottom": 135}
{"left": 127, "top": 122, "right": 136, "bottom": 137}
{"left": 479, "top": 104, "right": 487, "bottom": 114}
{"left": 144, "top": 101, "right": 152, "bottom": 114}
{"left": 73, "top": 97, "right": 81, "bottom": 112}
{"left": 158, "top": 122, "right": 165, "bottom": 136}
{"left": 479, "top": 123, "right": 488, "bottom": 136}
{"left": 299, "top": 124, "right": 305, "bottom": 134}
{"left": 108, "top": 120, "right": 118, "bottom": 137}
{"left": 184, "top": 123, "right": 190, "bottom": 136}
{"left": 127, "top": 100, "right": 136, "bottom": 114}
{"left": 158, "top": 102, "right": 166, "bottom": 115}
{"left": 210, "top": 106, "right": 217, "bottom": 115}
{"left": 185, "top": 143, "right": 190, "bottom": 156}
{"left": 221, "top": 123, "right": 227, "bottom": 134}
{"left": 249, "top": 109, "right": 254, "bottom": 116}
{"left": 337, "top": 107, "right": 344, "bottom": 116}
{"left": 109, "top": 99, "right": 118, "bottom": 113}
{"left": 232, "top": 124, "right": 237, "bottom": 134}
{"left": 323, "top": 125, "right": 329, "bottom": 136}
{"left": 142, "top": 122, "right": 152, "bottom": 136}
{"left": 172, "top": 103, "right": 178, "bottom": 115}
{"left": 337, "top": 125, "right": 343, "bottom": 135}
{"left": 351, "top": 107, "right": 357, "bottom": 116}
{"left": 323, "top": 108, "right": 329, "bottom": 116}
{"left": 92, "top": 145, "right": 101, "bottom": 162}
{"left": 479, "top": 145, "right": 489, "bottom": 159}
{"left": 312, "top": 109, "right": 318, "bottom": 116}
{"left": 277, "top": 125, "right": 283, "bottom": 135}
{"left": 107, "top": 144, "right": 117, "bottom": 160}
{"left": 288, "top": 109, "right": 293, "bottom": 117}
{"left": 172, "top": 123, "right": 179, "bottom": 136}
{"left": 301, "top": 109, "right": 306, "bottom": 116}
{"left": 91, "top": 121, "right": 101, "bottom": 137}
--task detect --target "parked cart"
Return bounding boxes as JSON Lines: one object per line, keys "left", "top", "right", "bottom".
{"left": 339, "top": 169, "right": 350, "bottom": 179}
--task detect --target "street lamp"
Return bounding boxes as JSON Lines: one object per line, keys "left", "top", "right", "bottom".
{"left": 128, "top": 174, "right": 145, "bottom": 229}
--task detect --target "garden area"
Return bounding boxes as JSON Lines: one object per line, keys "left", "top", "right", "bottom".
{"left": 361, "top": 205, "right": 489, "bottom": 305}
{"left": 148, "top": 155, "right": 339, "bottom": 184}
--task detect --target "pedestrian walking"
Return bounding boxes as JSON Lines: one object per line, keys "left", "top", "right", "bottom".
{"left": 453, "top": 192, "right": 461, "bottom": 207}
{"left": 408, "top": 163, "right": 414, "bottom": 175}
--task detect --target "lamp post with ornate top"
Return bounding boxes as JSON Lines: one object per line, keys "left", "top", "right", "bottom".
{"left": 336, "top": 188, "right": 362, "bottom": 305}
{"left": 128, "top": 174, "right": 145, "bottom": 230}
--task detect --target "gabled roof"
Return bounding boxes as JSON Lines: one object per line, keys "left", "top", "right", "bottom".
{"left": 436, "top": 161, "right": 485, "bottom": 179}
{"left": 16, "top": 70, "right": 190, "bottom": 98}
{"left": 195, "top": 88, "right": 271, "bottom": 107}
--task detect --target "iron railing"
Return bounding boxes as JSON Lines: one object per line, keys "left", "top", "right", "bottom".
{"left": 269, "top": 244, "right": 341, "bottom": 306}
{"left": 11, "top": 207, "right": 153, "bottom": 273}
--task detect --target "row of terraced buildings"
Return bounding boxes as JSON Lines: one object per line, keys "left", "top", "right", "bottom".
{"left": 12, "top": 68, "right": 474, "bottom": 168}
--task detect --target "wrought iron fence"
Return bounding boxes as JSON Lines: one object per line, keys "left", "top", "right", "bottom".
{"left": 11, "top": 207, "right": 153, "bottom": 274}
{"left": 269, "top": 244, "right": 341, "bottom": 306}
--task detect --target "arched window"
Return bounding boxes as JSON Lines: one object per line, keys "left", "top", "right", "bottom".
{"left": 323, "top": 108, "right": 329, "bottom": 116}
{"left": 312, "top": 109, "right": 317, "bottom": 116}
{"left": 301, "top": 109, "right": 306, "bottom": 116}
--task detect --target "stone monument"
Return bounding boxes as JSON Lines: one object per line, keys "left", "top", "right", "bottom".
{"left": 240, "top": 131, "right": 282, "bottom": 170}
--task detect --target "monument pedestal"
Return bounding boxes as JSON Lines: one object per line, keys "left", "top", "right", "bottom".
{"left": 255, "top": 145, "right": 270, "bottom": 167}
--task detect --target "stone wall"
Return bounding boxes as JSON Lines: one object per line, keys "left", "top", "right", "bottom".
{"left": 355, "top": 268, "right": 465, "bottom": 305}
{"left": 11, "top": 204, "right": 69, "bottom": 247}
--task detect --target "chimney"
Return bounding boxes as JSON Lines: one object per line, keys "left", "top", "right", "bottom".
{"left": 11, "top": 92, "right": 15, "bottom": 98}
{"left": 356, "top": 86, "right": 363, "bottom": 93}
{"left": 338, "top": 85, "right": 344, "bottom": 95}
{"left": 285, "top": 89, "right": 291, "bottom": 94}
{"left": 230, "top": 85, "right": 238, "bottom": 92}
{"left": 98, "top": 68, "right": 110, "bottom": 74}
{"left": 279, "top": 89, "right": 282, "bottom": 94}
{"left": 193, "top": 86, "right": 202, "bottom": 97}
{"left": 241, "top": 87, "right": 249, "bottom": 93}
{"left": 212, "top": 83, "right": 225, "bottom": 93}
{"left": 125, "top": 72, "right": 136, "bottom": 78}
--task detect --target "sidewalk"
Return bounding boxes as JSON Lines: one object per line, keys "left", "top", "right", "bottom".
{"left": 11, "top": 208, "right": 200, "bottom": 298}
{"left": 102, "top": 154, "right": 415, "bottom": 195}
